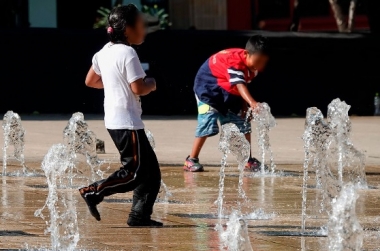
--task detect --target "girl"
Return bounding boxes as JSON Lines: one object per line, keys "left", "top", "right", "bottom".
{"left": 79, "top": 4, "right": 162, "bottom": 227}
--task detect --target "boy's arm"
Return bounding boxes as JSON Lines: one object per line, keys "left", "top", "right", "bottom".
{"left": 130, "top": 77, "right": 156, "bottom": 96}
{"left": 85, "top": 66, "right": 104, "bottom": 89}
{"left": 236, "top": 83, "right": 258, "bottom": 109}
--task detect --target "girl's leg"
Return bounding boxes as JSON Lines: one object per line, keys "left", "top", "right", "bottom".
{"left": 79, "top": 129, "right": 149, "bottom": 220}
{"left": 93, "top": 129, "right": 146, "bottom": 196}
{"left": 128, "top": 130, "right": 162, "bottom": 226}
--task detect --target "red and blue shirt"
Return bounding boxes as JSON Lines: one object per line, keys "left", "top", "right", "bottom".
{"left": 194, "top": 49, "right": 257, "bottom": 115}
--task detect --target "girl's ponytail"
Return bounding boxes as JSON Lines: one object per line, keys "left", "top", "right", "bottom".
{"left": 107, "top": 4, "right": 139, "bottom": 45}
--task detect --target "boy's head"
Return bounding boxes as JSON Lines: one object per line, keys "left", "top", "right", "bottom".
{"left": 244, "top": 35, "right": 269, "bottom": 72}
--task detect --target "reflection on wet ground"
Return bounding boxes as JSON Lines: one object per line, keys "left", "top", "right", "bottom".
{"left": 1, "top": 162, "right": 380, "bottom": 250}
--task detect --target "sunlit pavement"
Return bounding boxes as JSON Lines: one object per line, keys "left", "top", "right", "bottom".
{"left": 0, "top": 116, "right": 379, "bottom": 250}
{"left": 1, "top": 163, "right": 380, "bottom": 250}
{"left": 9, "top": 115, "right": 380, "bottom": 166}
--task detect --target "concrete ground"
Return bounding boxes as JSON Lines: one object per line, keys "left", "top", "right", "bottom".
{"left": 8, "top": 115, "right": 380, "bottom": 166}
{"left": 0, "top": 115, "right": 379, "bottom": 250}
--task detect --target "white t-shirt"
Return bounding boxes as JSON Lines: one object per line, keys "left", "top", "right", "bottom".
{"left": 92, "top": 43, "right": 146, "bottom": 130}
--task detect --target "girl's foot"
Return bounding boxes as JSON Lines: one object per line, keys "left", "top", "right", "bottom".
{"left": 79, "top": 187, "right": 101, "bottom": 221}
{"left": 127, "top": 217, "right": 163, "bottom": 227}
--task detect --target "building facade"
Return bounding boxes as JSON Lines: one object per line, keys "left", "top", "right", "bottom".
{"left": 169, "top": 0, "right": 369, "bottom": 31}
{"left": 0, "top": 0, "right": 141, "bottom": 28}
{"left": 0, "top": 0, "right": 370, "bottom": 31}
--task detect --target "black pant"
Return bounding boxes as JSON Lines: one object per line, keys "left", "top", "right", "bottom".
{"left": 90, "top": 129, "right": 161, "bottom": 221}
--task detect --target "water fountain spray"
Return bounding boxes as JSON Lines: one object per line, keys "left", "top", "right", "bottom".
{"left": 34, "top": 144, "right": 79, "bottom": 251}
{"left": 218, "top": 123, "right": 251, "bottom": 217}
{"left": 215, "top": 124, "right": 253, "bottom": 250}
{"left": 63, "top": 112, "right": 103, "bottom": 184}
{"left": 302, "top": 107, "right": 333, "bottom": 233}
{"left": 327, "top": 99, "right": 367, "bottom": 187}
{"left": 2, "top": 111, "right": 26, "bottom": 175}
{"left": 328, "top": 183, "right": 363, "bottom": 251}
{"left": 302, "top": 98, "right": 367, "bottom": 233}
{"left": 145, "top": 129, "right": 172, "bottom": 203}
{"left": 246, "top": 103, "right": 276, "bottom": 173}
{"left": 216, "top": 210, "right": 253, "bottom": 251}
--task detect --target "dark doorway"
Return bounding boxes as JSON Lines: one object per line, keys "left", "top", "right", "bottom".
{"left": 0, "top": 0, "right": 29, "bottom": 28}
{"left": 57, "top": 0, "right": 111, "bottom": 29}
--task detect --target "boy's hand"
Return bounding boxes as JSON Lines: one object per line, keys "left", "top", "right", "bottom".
{"left": 249, "top": 101, "right": 258, "bottom": 110}
{"left": 236, "top": 83, "right": 258, "bottom": 111}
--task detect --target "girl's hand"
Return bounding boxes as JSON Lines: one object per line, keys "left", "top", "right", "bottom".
{"left": 145, "top": 77, "right": 156, "bottom": 91}
{"left": 131, "top": 77, "right": 156, "bottom": 96}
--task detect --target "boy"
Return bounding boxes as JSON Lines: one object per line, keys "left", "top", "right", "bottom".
{"left": 184, "top": 35, "right": 270, "bottom": 172}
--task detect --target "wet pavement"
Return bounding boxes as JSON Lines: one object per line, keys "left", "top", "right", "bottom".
{"left": 1, "top": 162, "right": 380, "bottom": 250}
{"left": 0, "top": 116, "right": 379, "bottom": 250}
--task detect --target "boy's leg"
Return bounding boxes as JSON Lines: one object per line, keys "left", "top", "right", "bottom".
{"left": 190, "top": 137, "right": 207, "bottom": 159}
{"left": 79, "top": 129, "right": 151, "bottom": 221}
{"left": 184, "top": 101, "right": 220, "bottom": 172}
{"left": 245, "top": 133, "right": 251, "bottom": 157}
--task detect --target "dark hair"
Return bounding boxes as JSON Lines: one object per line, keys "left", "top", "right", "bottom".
{"left": 107, "top": 4, "right": 140, "bottom": 44}
{"left": 245, "top": 35, "right": 269, "bottom": 55}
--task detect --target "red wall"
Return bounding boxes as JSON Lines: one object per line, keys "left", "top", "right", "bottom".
{"left": 227, "top": 0, "right": 252, "bottom": 30}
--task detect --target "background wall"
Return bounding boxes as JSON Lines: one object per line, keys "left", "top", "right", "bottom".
{"left": 169, "top": 0, "right": 227, "bottom": 30}
{"left": 29, "top": 0, "right": 57, "bottom": 28}
{"left": 0, "top": 29, "right": 378, "bottom": 117}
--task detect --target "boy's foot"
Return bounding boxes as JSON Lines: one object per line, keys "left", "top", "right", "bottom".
{"left": 244, "top": 157, "right": 268, "bottom": 172}
{"left": 127, "top": 218, "right": 163, "bottom": 227}
{"left": 79, "top": 187, "right": 101, "bottom": 221}
{"left": 183, "top": 156, "right": 204, "bottom": 172}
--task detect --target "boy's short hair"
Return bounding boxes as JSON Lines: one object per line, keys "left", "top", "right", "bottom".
{"left": 245, "top": 35, "right": 269, "bottom": 55}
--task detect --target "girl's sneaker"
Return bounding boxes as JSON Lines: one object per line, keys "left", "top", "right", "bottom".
{"left": 127, "top": 217, "right": 163, "bottom": 227}
{"left": 79, "top": 187, "right": 101, "bottom": 221}
{"left": 244, "top": 157, "right": 268, "bottom": 172}
{"left": 183, "top": 156, "right": 204, "bottom": 172}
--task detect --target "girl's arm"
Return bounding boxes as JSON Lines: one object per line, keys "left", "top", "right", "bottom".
{"left": 85, "top": 66, "right": 104, "bottom": 89}
{"left": 130, "top": 77, "right": 156, "bottom": 96}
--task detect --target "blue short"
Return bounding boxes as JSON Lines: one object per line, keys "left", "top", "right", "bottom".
{"left": 195, "top": 100, "right": 251, "bottom": 138}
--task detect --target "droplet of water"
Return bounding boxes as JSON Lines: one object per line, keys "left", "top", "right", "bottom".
{"left": 217, "top": 123, "right": 251, "bottom": 218}
{"left": 327, "top": 99, "right": 367, "bottom": 187}
{"left": 145, "top": 129, "right": 172, "bottom": 203}
{"left": 301, "top": 98, "right": 367, "bottom": 233}
{"left": 246, "top": 103, "right": 276, "bottom": 174}
{"left": 302, "top": 107, "right": 331, "bottom": 232}
{"left": 328, "top": 183, "right": 363, "bottom": 251}
{"left": 145, "top": 129, "right": 155, "bottom": 150}
{"left": 63, "top": 112, "right": 104, "bottom": 184}
{"left": 34, "top": 144, "right": 79, "bottom": 251}
{"left": 215, "top": 210, "right": 253, "bottom": 251}
{"left": 2, "top": 111, "right": 26, "bottom": 175}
